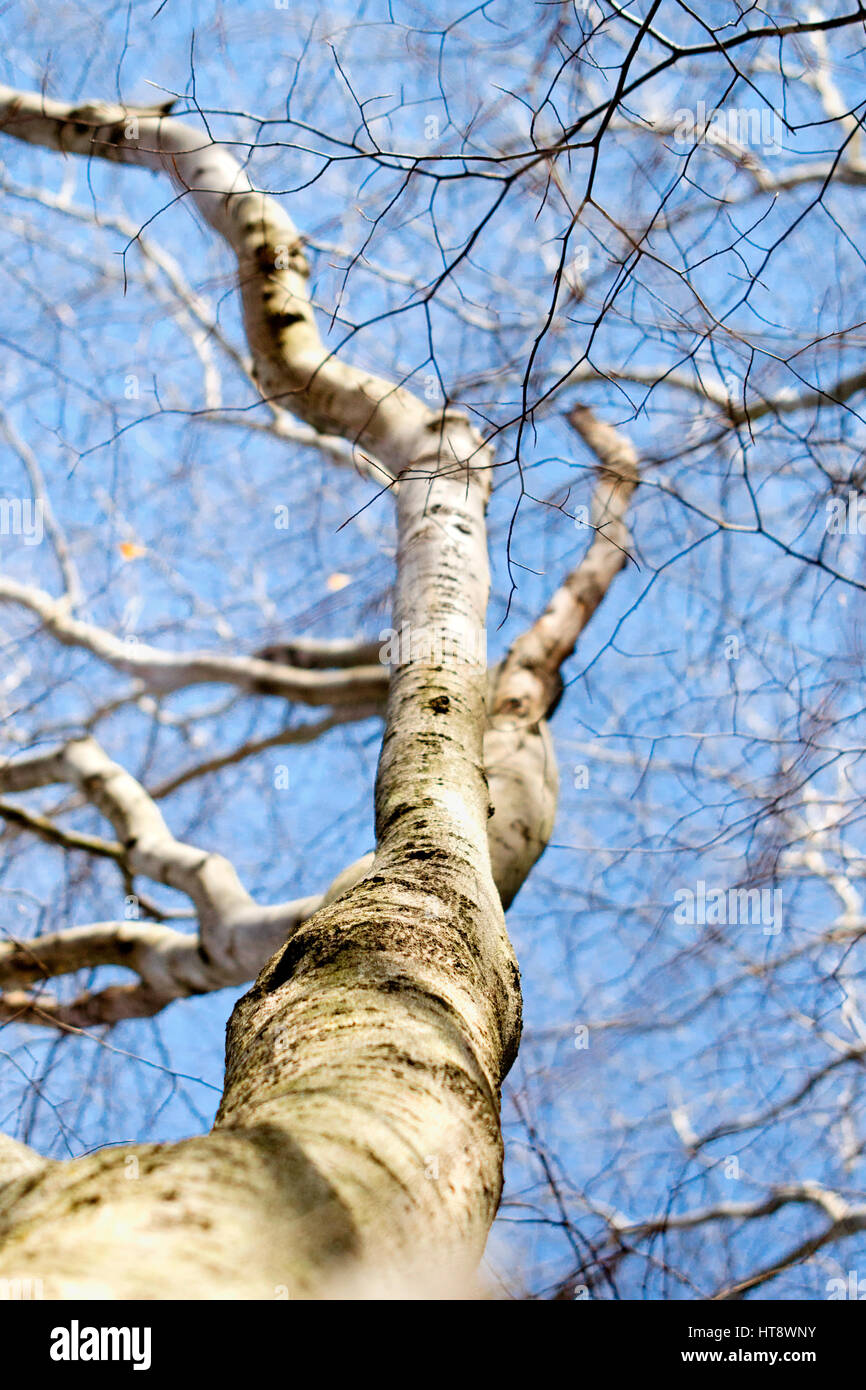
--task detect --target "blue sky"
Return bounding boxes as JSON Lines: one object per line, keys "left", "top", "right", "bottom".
{"left": 1, "top": 0, "right": 865, "bottom": 1297}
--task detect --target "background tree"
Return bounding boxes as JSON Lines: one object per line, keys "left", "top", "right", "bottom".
{"left": 0, "top": 0, "right": 865, "bottom": 1299}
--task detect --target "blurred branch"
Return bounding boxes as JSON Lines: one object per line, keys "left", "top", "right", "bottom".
{"left": 0, "top": 575, "right": 389, "bottom": 707}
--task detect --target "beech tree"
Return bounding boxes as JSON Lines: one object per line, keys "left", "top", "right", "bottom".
{"left": 0, "top": 2, "right": 865, "bottom": 1300}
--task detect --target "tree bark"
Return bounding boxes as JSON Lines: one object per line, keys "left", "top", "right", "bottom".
{"left": 0, "top": 88, "right": 637, "bottom": 1297}
{"left": 0, "top": 87, "right": 525, "bottom": 1297}
{"left": 0, "top": 434, "right": 520, "bottom": 1301}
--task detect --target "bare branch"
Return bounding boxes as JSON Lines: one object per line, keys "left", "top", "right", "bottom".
{"left": 0, "top": 575, "right": 389, "bottom": 706}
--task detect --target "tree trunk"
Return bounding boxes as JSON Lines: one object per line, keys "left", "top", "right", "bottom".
{"left": 0, "top": 435, "right": 520, "bottom": 1301}
{"left": 0, "top": 83, "right": 603, "bottom": 1296}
